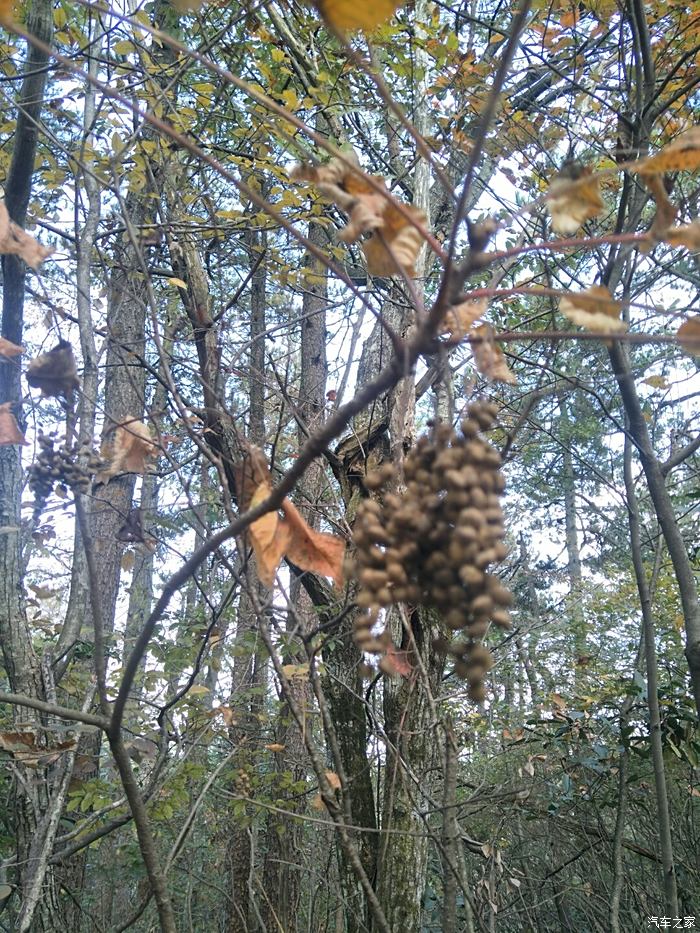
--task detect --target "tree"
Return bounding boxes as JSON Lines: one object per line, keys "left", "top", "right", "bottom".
{"left": 1, "top": 0, "right": 699, "bottom": 929}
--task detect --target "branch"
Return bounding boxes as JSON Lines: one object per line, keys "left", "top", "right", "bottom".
{"left": 0, "top": 691, "right": 108, "bottom": 730}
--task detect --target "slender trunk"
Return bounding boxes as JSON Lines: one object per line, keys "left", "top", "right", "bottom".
{"left": 559, "top": 398, "right": 586, "bottom": 688}
{"left": 622, "top": 430, "right": 678, "bottom": 914}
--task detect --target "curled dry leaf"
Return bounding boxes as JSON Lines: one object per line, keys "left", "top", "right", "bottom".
{"left": 470, "top": 324, "right": 517, "bottom": 385}
{"left": 291, "top": 155, "right": 426, "bottom": 276}
{"left": 0, "top": 730, "right": 77, "bottom": 768}
{"left": 0, "top": 337, "right": 23, "bottom": 358}
{"left": 241, "top": 446, "right": 346, "bottom": 588}
{"left": 559, "top": 286, "right": 627, "bottom": 334}
{"left": 0, "top": 402, "right": 26, "bottom": 445}
{"left": 635, "top": 127, "right": 700, "bottom": 174}
{"left": 665, "top": 221, "right": 700, "bottom": 250}
{"left": 26, "top": 340, "right": 79, "bottom": 398}
{"left": 547, "top": 163, "right": 605, "bottom": 235}
{"left": 442, "top": 299, "right": 488, "bottom": 339}
{"left": 311, "top": 0, "right": 401, "bottom": 33}
{"left": 98, "top": 419, "right": 159, "bottom": 482}
{"left": 677, "top": 317, "right": 700, "bottom": 356}
{"left": 0, "top": 201, "right": 53, "bottom": 269}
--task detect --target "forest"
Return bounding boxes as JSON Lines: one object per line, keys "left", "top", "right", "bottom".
{"left": 0, "top": 0, "right": 699, "bottom": 929}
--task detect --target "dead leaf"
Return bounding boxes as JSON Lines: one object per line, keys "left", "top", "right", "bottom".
{"left": 281, "top": 662, "right": 310, "bottom": 679}
{"left": 677, "top": 317, "right": 700, "bottom": 356}
{"left": 325, "top": 770, "right": 342, "bottom": 790}
{"left": 264, "top": 743, "right": 286, "bottom": 753}
{"left": 311, "top": 0, "right": 401, "bottom": 32}
{"left": 98, "top": 419, "right": 158, "bottom": 482}
{"left": 239, "top": 446, "right": 346, "bottom": 589}
{"left": 248, "top": 482, "right": 290, "bottom": 587}
{"left": 547, "top": 163, "right": 605, "bottom": 235}
{"left": 635, "top": 127, "right": 700, "bottom": 174}
{"left": 665, "top": 221, "right": 700, "bottom": 250}
{"left": 291, "top": 155, "right": 426, "bottom": 276}
{"left": 380, "top": 643, "right": 413, "bottom": 677}
{"left": 559, "top": 286, "right": 627, "bottom": 334}
{"left": 26, "top": 340, "right": 79, "bottom": 398}
{"left": 120, "top": 551, "right": 135, "bottom": 572}
{"left": 0, "top": 402, "right": 26, "bottom": 445}
{"left": 311, "top": 793, "right": 325, "bottom": 811}
{"left": 642, "top": 375, "right": 668, "bottom": 389}
{"left": 470, "top": 324, "right": 517, "bottom": 384}
{"left": 0, "top": 0, "right": 13, "bottom": 24}
{"left": 641, "top": 173, "right": 677, "bottom": 247}
{"left": 0, "top": 337, "right": 23, "bottom": 358}
{"left": 0, "top": 201, "right": 53, "bottom": 268}
{"left": 442, "top": 299, "right": 488, "bottom": 338}
{"left": 0, "top": 730, "right": 76, "bottom": 768}
{"left": 281, "top": 498, "right": 345, "bottom": 589}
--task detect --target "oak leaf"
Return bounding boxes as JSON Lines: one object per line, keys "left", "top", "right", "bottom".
{"left": 98, "top": 419, "right": 159, "bottom": 482}
{"left": 559, "top": 286, "right": 627, "bottom": 334}
{"left": 281, "top": 497, "right": 346, "bottom": 589}
{"left": 0, "top": 402, "right": 26, "bottom": 445}
{"left": 248, "top": 482, "right": 291, "bottom": 587}
{"left": 470, "top": 324, "right": 517, "bottom": 385}
{"left": 26, "top": 340, "right": 79, "bottom": 398}
{"left": 0, "top": 338, "right": 23, "bottom": 358}
{"left": 635, "top": 127, "right": 700, "bottom": 174}
{"left": 547, "top": 163, "right": 605, "bottom": 235}
{"left": 311, "top": 0, "right": 401, "bottom": 33}
{"left": 677, "top": 317, "right": 700, "bottom": 356}
{"left": 0, "top": 201, "right": 53, "bottom": 268}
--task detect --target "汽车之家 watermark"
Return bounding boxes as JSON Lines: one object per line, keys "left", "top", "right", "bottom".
{"left": 648, "top": 920, "right": 696, "bottom": 929}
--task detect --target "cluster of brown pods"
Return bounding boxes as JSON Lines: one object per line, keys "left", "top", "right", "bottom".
{"left": 27, "top": 434, "right": 102, "bottom": 516}
{"left": 352, "top": 400, "right": 512, "bottom": 700}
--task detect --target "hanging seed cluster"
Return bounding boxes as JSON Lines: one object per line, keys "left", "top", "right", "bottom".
{"left": 352, "top": 400, "right": 512, "bottom": 700}
{"left": 28, "top": 433, "right": 101, "bottom": 515}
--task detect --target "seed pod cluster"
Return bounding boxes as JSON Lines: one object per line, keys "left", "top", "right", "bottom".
{"left": 234, "top": 767, "right": 252, "bottom": 797}
{"left": 352, "top": 400, "right": 512, "bottom": 699}
{"left": 28, "top": 433, "right": 102, "bottom": 515}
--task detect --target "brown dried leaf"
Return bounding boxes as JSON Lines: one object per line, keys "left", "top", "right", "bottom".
{"left": 635, "top": 127, "right": 700, "bottom": 174}
{"left": 264, "top": 743, "right": 286, "bottom": 753}
{"left": 380, "top": 643, "right": 413, "bottom": 677}
{"left": 442, "top": 299, "right": 488, "bottom": 338}
{"left": 547, "top": 163, "right": 605, "bottom": 235}
{"left": 677, "top": 316, "right": 700, "bottom": 356}
{"left": 325, "top": 770, "right": 342, "bottom": 790}
{"left": 26, "top": 340, "right": 79, "bottom": 398}
{"left": 0, "top": 201, "right": 53, "bottom": 269}
{"left": 470, "top": 324, "right": 517, "bottom": 385}
{"left": 642, "top": 173, "right": 678, "bottom": 247}
{"left": 0, "top": 337, "right": 23, "bottom": 358}
{"left": 665, "top": 221, "right": 700, "bottom": 250}
{"left": 0, "top": 402, "right": 26, "bottom": 446}
{"left": 0, "top": 730, "right": 77, "bottom": 768}
{"left": 281, "top": 498, "right": 345, "bottom": 589}
{"left": 99, "top": 419, "right": 158, "bottom": 482}
{"left": 362, "top": 203, "right": 427, "bottom": 277}
{"left": 291, "top": 155, "right": 427, "bottom": 276}
{"left": 248, "top": 482, "right": 291, "bottom": 588}
{"left": 559, "top": 286, "right": 627, "bottom": 334}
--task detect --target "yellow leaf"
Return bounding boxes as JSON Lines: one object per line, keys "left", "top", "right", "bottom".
{"left": 636, "top": 127, "right": 700, "bottom": 174}
{"left": 677, "top": 317, "right": 700, "bottom": 356}
{"left": 442, "top": 299, "right": 488, "bottom": 339}
{"left": 187, "top": 684, "right": 210, "bottom": 696}
{"left": 642, "top": 375, "right": 668, "bottom": 389}
{"left": 0, "top": 0, "right": 13, "bottom": 24}
{"left": 0, "top": 201, "right": 53, "bottom": 269}
{"left": 167, "top": 276, "right": 187, "bottom": 289}
{"left": 281, "top": 663, "right": 310, "bottom": 679}
{"left": 547, "top": 163, "right": 605, "bottom": 235}
{"left": 559, "top": 286, "right": 627, "bottom": 334}
{"left": 310, "top": 0, "right": 401, "bottom": 33}
{"left": 470, "top": 324, "right": 517, "bottom": 385}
